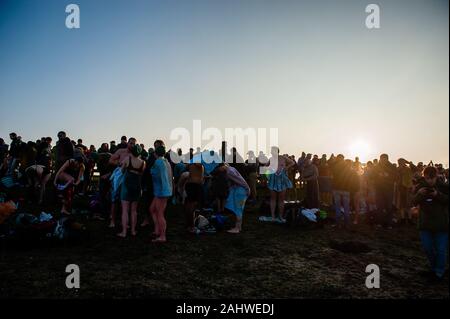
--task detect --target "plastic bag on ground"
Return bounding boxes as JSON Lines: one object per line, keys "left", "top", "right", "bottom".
{"left": 301, "top": 208, "right": 318, "bottom": 222}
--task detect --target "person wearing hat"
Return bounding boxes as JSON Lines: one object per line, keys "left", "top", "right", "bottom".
{"left": 117, "top": 143, "right": 146, "bottom": 238}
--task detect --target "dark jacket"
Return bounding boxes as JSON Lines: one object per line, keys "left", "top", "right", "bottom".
{"left": 413, "top": 178, "right": 449, "bottom": 232}
{"left": 331, "top": 161, "right": 358, "bottom": 192}
{"left": 373, "top": 161, "right": 397, "bottom": 191}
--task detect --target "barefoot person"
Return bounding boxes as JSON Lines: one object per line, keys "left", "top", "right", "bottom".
{"left": 266, "top": 146, "right": 296, "bottom": 222}
{"left": 301, "top": 158, "right": 320, "bottom": 209}
{"left": 117, "top": 144, "right": 145, "bottom": 237}
{"left": 141, "top": 140, "right": 164, "bottom": 228}
{"left": 108, "top": 137, "right": 135, "bottom": 227}
{"left": 54, "top": 156, "right": 85, "bottom": 215}
{"left": 221, "top": 163, "right": 250, "bottom": 233}
{"left": 149, "top": 144, "right": 172, "bottom": 243}
{"left": 117, "top": 144, "right": 145, "bottom": 238}
{"left": 211, "top": 160, "right": 229, "bottom": 217}
{"left": 178, "top": 163, "right": 204, "bottom": 233}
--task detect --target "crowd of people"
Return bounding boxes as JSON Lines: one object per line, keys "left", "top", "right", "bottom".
{"left": 0, "top": 131, "right": 448, "bottom": 281}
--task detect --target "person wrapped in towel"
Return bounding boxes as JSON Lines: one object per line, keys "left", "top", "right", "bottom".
{"left": 213, "top": 163, "right": 250, "bottom": 234}
{"left": 108, "top": 137, "right": 136, "bottom": 228}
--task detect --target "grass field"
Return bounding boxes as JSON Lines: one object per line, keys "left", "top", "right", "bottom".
{"left": 0, "top": 188, "right": 448, "bottom": 299}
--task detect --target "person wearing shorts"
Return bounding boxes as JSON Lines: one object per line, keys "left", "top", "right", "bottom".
{"left": 108, "top": 138, "right": 135, "bottom": 227}
{"left": 211, "top": 163, "right": 229, "bottom": 216}
{"left": 178, "top": 163, "right": 204, "bottom": 233}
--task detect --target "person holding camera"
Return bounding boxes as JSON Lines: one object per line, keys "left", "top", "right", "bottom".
{"left": 413, "top": 166, "right": 448, "bottom": 282}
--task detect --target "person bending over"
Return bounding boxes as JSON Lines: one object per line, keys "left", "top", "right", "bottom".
{"left": 54, "top": 156, "right": 85, "bottom": 215}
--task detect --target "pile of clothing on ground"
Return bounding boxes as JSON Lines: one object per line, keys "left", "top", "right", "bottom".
{"left": 0, "top": 192, "right": 87, "bottom": 245}
{"left": 291, "top": 208, "right": 328, "bottom": 228}
{"left": 258, "top": 199, "right": 329, "bottom": 228}
{"left": 193, "top": 208, "right": 233, "bottom": 234}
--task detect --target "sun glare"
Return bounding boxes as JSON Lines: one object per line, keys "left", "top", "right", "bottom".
{"left": 349, "top": 139, "right": 371, "bottom": 163}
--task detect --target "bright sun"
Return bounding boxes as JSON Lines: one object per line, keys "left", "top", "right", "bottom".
{"left": 349, "top": 139, "right": 371, "bottom": 162}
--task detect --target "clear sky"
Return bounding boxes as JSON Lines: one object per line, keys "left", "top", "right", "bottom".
{"left": 0, "top": 0, "right": 448, "bottom": 165}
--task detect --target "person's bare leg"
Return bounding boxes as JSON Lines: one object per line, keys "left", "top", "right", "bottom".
{"left": 130, "top": 201, "right": 138, "bottom": 236}
{"left": 150, "top": 199, "right": 160, "bottom": 237}
{"left": 185, "top": 201, "right": 196, "bottom": 232}
{"left": 109, "top": 202, "right": 116, "bottom": 227}
{"left": 141, "top": 212, "right": 150, "bottom": 227}
{"left": 39, "top": 173, "right": 51, "bottom": 204}
{"left": 158, "top": 198, "right": 168, "bottom": 240}
{"left": 141, "top": 203, "right": 151, "bottom": 227}
{"left": 61, "top": 199, "right": 70, "bottom": 214}
{"left": 270, "top": 191, "right": 277, "bottom": 220}
{"left": 141, "top": 196, "right": 152, "bottom": 227}
{"left": 57, "top": 172, "right": 73, "bottom": 185}
{"left": 153, "top": 198, "right": 168, "bottom": 242}
{"left": 57, "top": 172, "right": 74, "bottom": 191}
{"left": 141, "top": 217, "right": 149, "bottom": 227}
{"left": 227, "top": 216, "right": 242, "bottom": 233}
{"left": 278, "top": 191, "right": 286, "bottom": 220}
{"left": 117, "top": 201, "right": 129, "bottom": 237}
{"left": 62, "top": 187, "right": 74, "bottom": 215}
{"left": 58, "top": 174, "right": 74, "bottom": 214}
